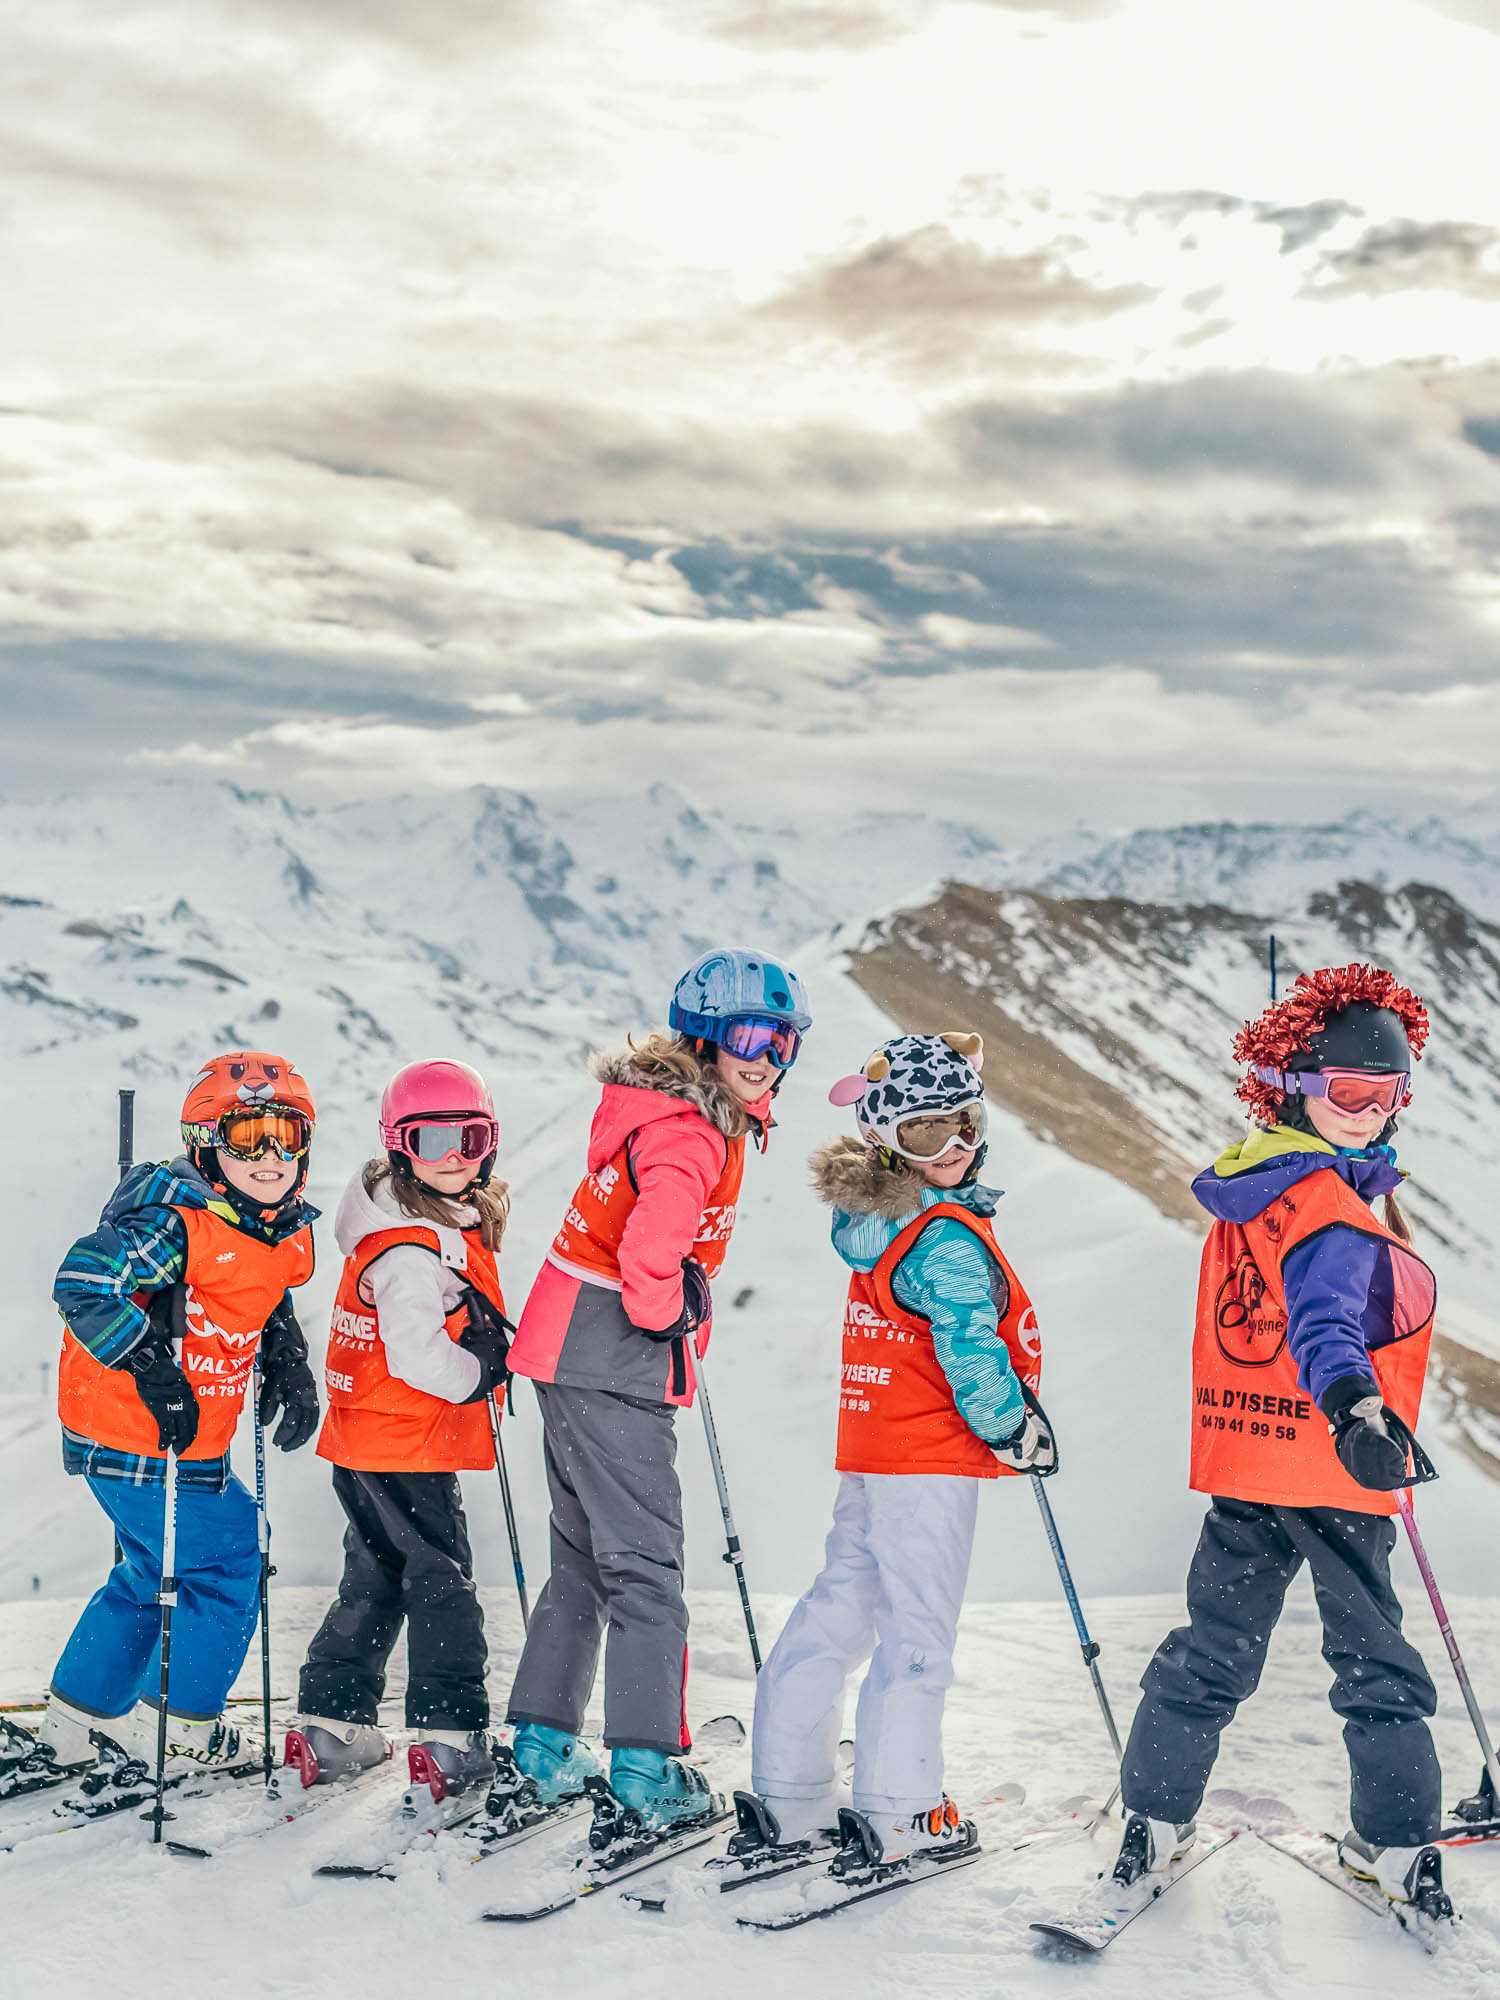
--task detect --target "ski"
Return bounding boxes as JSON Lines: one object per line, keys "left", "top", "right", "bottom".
{"left": 0, "top": 1751, "right": 265, "bottom": 1852}
{"left": 480, "top": 1796, "right": 733, "bottom": 1922}
{"left": 734, "top": 1827, "right": 984, "bottom": 1932}
{"left": 1012, "top": 1792, "right": 1124, "bottom": 1852}
{"left": 1029, "top": 1828, "right": 1239, "bottom": 1954}
{"left": 165, "top": 1752, "right": 399, "bottom": 1861}
{"left": 1256, "top": 1831, "right": 1449, "bottom": 1954}
{"left": 312, "top": 1789, "right": 488, "bottom": 1878}
{"left": 710, "top": 1779, "right": 1024, "bottom": 1897}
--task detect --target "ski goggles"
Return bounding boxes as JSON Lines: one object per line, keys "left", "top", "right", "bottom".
{"left": 718, "top": 1015, "right": 803, "bottom": 1069}
{"left": 889, "top": 1101, "right": 988, "bottom": 1161}
{"left": 217, "top": 1106, "right": 314, "bottom": 1161}
{"left": 390, "top": 1117, "right": 499, "bottom": 1165}
{"left": 1255, "top": 1065, "right": 1410, "bottom": 1116}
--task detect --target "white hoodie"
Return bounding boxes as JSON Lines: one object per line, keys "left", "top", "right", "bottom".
{"left": 333, "top": 1167, "right": 484, "bottom": 1406}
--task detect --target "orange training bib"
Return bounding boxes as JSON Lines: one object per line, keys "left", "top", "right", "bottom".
{"left": 835, "top": 1205, "right": 1042, "bottom": 1479}
{"left": 1190, "top": 1166, "right": 1435, "bottom": 1514}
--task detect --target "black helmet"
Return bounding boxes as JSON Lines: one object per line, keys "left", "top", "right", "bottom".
{"left": 1287, "top": 1001, "right": 1412, "bottom": 1075}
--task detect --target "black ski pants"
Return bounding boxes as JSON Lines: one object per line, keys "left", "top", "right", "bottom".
{"left": 1122, "top": 1496, "right": 1440, "bottom": 1847}
{"left": 299, "top": 1467, "right": 489, "bottom": 1732}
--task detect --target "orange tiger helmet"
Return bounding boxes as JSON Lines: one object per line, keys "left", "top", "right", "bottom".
{"left": 180, "top": 1054, "right": 317, "bottom": 1206}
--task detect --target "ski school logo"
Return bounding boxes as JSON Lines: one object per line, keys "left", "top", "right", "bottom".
{"left": 696, "top": 1203, "right": 736, "bottom": 1244}
{"left": 330, "top": 1303, "right": 376, "bottom": 1345}
{"left": 1016, "top": 1307, "right": 1040, "bottom": 1358}
{"left": 1214, "top": 1250, "right": 1286, "bottom": 1367}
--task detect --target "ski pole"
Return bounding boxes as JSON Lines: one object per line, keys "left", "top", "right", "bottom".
{"left": 251, "top": 1359, "right": 275, "bottom": 1784}
{"left": 1030, "top": 1476, "right": 1123, "bottom": 1802}
{"left": 1396, "top": 1487, "right": 1500, "bottom": 1809}
{"left": 117, "top": 1089, "right": 135, "bottom": 1184}
{"left": 150, "top": 1443, "right": 179, "bottom": 1845}
{"left": 113, "top": 1089, "right": 135, "bottom": 1573}
{"left": 694, "top": 1354, "right": 760, "bottom": 1673}
{"left": 486, "top": 1390, "right": 530, "bottom": 1631}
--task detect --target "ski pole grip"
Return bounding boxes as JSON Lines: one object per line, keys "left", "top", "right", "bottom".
{"left": 117, "top": 1088, "right": 135, "bottom": 1181}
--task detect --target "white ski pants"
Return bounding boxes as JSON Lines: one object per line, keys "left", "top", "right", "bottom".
{"left": 750, "top": 1471, "right": 978, "bottom": 1816}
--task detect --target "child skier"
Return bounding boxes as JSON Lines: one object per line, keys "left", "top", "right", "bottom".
{"left": 745, "top": 1031, "right": 1054, "bottom": 1872}
{"left": 294, "top": 1059, "right": 512, "bottom": 1812}
{"left": 9, "top": 1052, "right": 320, "bottom": 1791}
{"left": 503, "top": 949, "right": 810, "bottom": 1831}
{"left": 1114, "top": 963, "right": 1451, "bottom": 1920}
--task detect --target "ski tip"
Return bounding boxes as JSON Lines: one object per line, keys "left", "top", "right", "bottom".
{"left": 165, "top": 1841, "right": 214, "bottom": 1860}
{"left": 480, "top": 1896, "right": 577, "bottom": 1922}
{"left": 313, "top": 1863, "right": 396, "bottom": 1880}
{"left": 1029, "top": 1922, "right": 1105, "bottom": 1955}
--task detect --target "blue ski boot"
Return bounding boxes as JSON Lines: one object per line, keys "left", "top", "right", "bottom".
{"left": 608, "top": 1748, "right": 715, "bottom": 1832}
{"left": 511, "top": 1722, "right": 604, "bottom": 1804}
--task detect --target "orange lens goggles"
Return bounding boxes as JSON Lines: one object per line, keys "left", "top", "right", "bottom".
{"left": 217, "top": 1107, "right": 313, "bottom": 1161}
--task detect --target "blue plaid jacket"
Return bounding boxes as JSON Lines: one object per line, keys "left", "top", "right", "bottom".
{"left": 53, "top": 1157, "right": 316, "bottom": 1486}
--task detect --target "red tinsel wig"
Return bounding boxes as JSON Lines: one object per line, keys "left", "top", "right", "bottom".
{"left": 1233, "top": 962, "right": 1429, "bottom": 1127}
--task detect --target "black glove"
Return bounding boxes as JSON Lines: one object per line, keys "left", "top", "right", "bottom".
{"left": 256, "top": 1293, "right": 321, "bottom": 1451}
{"left": 632, "top": 1258, "right": 712, "bottom": 1343}
{"left": 1320, "top": 1374, "right": 1410, "bottom": 1491}
{"left": 122, "top": 1285, "right": 198, "bottom": 1455}
{"left": 458, "top": 1289, "right": 515, "bottom": 1405}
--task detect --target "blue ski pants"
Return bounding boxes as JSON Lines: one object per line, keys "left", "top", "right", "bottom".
{"left": 51, "top": 1474, "right": 262, "bottom": 1723}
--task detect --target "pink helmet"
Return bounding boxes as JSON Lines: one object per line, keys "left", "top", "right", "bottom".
{"left": 379, "top": 1059, "right": 496, "bottom": 1150}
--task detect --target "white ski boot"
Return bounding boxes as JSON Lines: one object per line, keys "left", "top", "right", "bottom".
{"left": 1338, "top": 1830, "right": 1454, "bottom": 1919}
{"left": 281, "top": 1718, "right": 392, "bottom": 1790}
{"left": 129, "top": 1700, "right": 257, "bottom": 1769}
{"left": 832, "top": 1797, "right": 976, "bottom": 1874}
{"left": 36, "top": 1694, "right": 104, "bottom": 1773}
{"left": 1112, "top": 1812, "right": 1197, "bottom": 1887}
{"left": 736, "top": 1787, "right": 844, "bottom": 1849}
{"left": 0, "top": 1695, "right": 119, "bottom": 1801}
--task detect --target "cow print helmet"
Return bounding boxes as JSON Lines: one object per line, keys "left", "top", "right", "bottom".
{"left": 829, "top": 1032, "right": 985, "bottom": 1149}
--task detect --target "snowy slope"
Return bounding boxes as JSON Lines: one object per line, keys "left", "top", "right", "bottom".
{"left": 5, "top": 1582, "right": 1500, "bottom": 2000}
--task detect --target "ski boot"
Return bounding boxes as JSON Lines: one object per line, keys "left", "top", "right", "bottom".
{"left": 1452, "top": 1764, "right": 1498, "bottom": 1828}
{"left": 831, "top": 1798, "right": 976, "bottom": 1876}
{"left": 728, "top": 1786, "right": 841, "bottom": 1857}
{"left": 1112, "top": 1812, "right": 1196, "bottom": 1887}
{"left": 280, "top": 1718, "right": 392, "bottom": 1790}
{"left": 603, "top": 1748, "right": 716, "bottom": 1836}
{"left": 1337, "top": 1831, "right": 1454, "bottom": 1920}
{"left": 510, "top": 1722, "right": 604, "bottom": 1805}
{"left": 130, "top": 1700, "right": 257, "bottom": 1770}
{"left": 402, "top": 1729, "right": 496, "bottom": 1827}
{"left": 1, "top": 1697, "right": 111, "bottom": 1802}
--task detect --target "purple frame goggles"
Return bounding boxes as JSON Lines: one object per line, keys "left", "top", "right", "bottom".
{"left": 1254, "top": 1065, "right": 1410, "bottom": 1117}
{"left": 718, "top": 1015, "right": 803, "bottom": 1069}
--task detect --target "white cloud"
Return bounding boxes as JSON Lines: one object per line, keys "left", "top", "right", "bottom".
{"left": 3, "top": 0, "right": 1500, "bottom": 829}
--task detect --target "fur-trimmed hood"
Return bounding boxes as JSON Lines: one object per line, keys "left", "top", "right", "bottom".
{"left": 810, "top": 1134, "right": 1000, "bottom": 1221}
{"left": 583, "top": 1046, "right": 767, "bottom": 1171}
{"left": 810, "top": 1135, "right": 926, "bottom": 1220}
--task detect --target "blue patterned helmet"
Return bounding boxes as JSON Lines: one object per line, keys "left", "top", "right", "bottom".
{"left": 668, "top": 948, "right": 812, "bottom": 1040}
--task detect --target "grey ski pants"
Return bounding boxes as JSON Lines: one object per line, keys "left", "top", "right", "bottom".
{"left": 506, "top": 1382, "right": 688, "bottom": 1756}
{"left": 1122, "top": 1496, "right": 1440, "bottom": 1846}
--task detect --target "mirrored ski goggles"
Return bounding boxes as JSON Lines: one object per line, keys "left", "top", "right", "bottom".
{"left": 890, "top": 1101, "right": 987, "bottom": 1161}
{"left": 718, "top": 1015, "right": 803, "bottom": 1069}
{"left": 217, "top": 1107, "right": 314, "bottom": 1161}
{"left": 1256, "top": 1065, "right": 1410, "bottom": 1116}
{"left": 390, "top": 1117, "right": 499, "bottom": 1164}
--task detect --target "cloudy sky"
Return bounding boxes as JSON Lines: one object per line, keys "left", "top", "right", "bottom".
{"left": 3, "top": 0, "right": 1499, "bottom": 835}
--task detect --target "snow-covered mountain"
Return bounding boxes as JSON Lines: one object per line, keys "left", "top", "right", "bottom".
{"left": 847, "top": 862, "right": 1500, "bottom": 1474}
{"left": 5, "top": 779, "right": 1500, "bottom": 1612}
